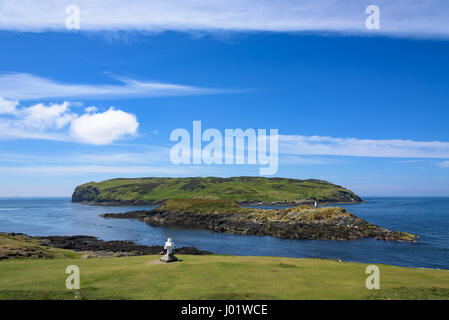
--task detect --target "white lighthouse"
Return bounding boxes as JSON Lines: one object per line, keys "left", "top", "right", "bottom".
{"left": 160, "top": 238, "right": 178, "bottom": 263}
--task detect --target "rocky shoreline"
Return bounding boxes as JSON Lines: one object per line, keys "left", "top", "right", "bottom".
{"left": 38, "top": 235, "right": 212, "bottom": 256}
{"left": 100, "top": 201, "right": 416, "bottom": 242}
{"left": 1, "top": 232, "right": 212, "bottom": 260}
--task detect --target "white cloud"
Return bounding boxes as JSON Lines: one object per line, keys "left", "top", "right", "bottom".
{"left": 0, "top": 98, "right": 139, "bottom": 145}
{"left": 18, "top": 101, "right": 76, "bottom": 130}
{"left": 0, "top": 0, "right": 448, "bottom": 39}
{"left": 279, "top": 135, "right": 449, "bottom": 159}
{"left": 85, "top": 106, "right": 98, "bottom": 113}
{"left": 0, "top": 97, "right": 19, "bottom": 114}
{"left": 0, "top": 73, "right": 221, "bottom": 101}
{"left": 70, "top": 107, "right": 139, "bottom": 145}
{"left": 0, "top": 100, "right": 76, "bottom": 140}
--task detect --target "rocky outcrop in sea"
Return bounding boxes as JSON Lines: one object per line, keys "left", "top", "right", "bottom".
{"left": 100, "top": 201, "right": 416, "bottom": 242}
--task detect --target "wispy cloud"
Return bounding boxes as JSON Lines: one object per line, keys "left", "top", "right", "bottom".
{"left": 279, "top": 155, "right": 335, "bottom": 165}
{"left": 71, "top": 147, "right": 171, "bottom": 165}
{"left": 279, "top": 135, "right": 449, "bottom": 159}
{"left": 0, "top": 165, "right": 190, "bottom": 175}
{"left": 395, "top": 159, "right": 427, "bottom": 163}
{"left": 438, "top": 161, "right": 449, "bottom": 168}
{"left": 0, "top": 73, "right": 221, "bottom": 101}
{"left": 0, "top": 0, "right": 448, "bottom": 39}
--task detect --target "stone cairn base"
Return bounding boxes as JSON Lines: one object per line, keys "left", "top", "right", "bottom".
{"left": 160, "top": 253, "right": 178, "bottom": 263}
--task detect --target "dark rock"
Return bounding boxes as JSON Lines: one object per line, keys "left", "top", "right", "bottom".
{"left": 71, "top": 185, "right": 100, "bottom": 202}
{"left": 37, "top": 235, "right": 213, "bottom": 255}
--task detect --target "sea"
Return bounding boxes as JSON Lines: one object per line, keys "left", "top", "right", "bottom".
{"left": 0, "top": 197, "right": 448, "bottom": 270}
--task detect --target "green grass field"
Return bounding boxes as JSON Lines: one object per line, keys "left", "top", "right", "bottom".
{"left": 1, "top": 254, "right": 448, "bottom": 300}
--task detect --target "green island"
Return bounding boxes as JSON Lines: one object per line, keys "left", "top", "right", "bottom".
{"left": 101, "top": 199, "right": 416, "bottom": 242}
{"left": 72, "top": 176, "right": 363, "bottom": 205}
{"left": 0, "top": 233, "right": 448, "bottom": 300}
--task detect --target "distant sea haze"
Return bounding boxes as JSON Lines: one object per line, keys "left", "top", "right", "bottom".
{"left": 0, "top": 197, "right": 448, "bottom": 270}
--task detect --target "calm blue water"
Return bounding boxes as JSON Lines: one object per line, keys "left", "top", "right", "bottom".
{"left": 0, "top": 197, "right": 448, "bottom": 270}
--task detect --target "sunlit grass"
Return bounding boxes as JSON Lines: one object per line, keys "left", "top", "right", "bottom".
{"left": 1, "top": 254, "right": 448, "bottom": 300}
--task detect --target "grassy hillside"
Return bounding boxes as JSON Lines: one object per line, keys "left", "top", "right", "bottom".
{"left": 1, "top": 254, "right": 448, "bottom": 300}
{"left": 72, "top": 177, "right": 362, "bottom": 204}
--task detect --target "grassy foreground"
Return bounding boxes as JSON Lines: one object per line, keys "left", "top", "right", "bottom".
{"left": 1, "top": 254, "right": 448, "bottom": 300}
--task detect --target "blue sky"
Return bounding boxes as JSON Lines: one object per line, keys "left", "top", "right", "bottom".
{"left": 0, "top": 1, "right": 449, "bottom": 197}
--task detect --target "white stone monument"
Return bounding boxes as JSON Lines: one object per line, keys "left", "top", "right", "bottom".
{"left": 160, "top": 238, "right": 178, "bottom": 263}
